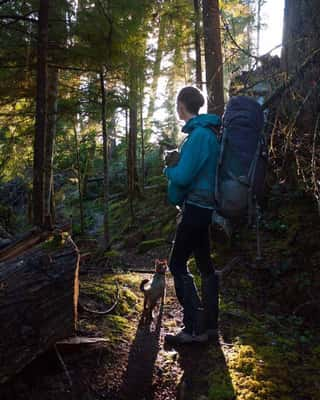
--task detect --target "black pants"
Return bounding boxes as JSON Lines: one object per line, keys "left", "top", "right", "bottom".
{"left": 168, "top": 203, "right": 219, "bottom": 333}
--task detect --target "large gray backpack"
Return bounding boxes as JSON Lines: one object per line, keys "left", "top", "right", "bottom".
{"left": 215, "top": 96, "right": 267, "bottom": 220}
{"left": 213, "top": 96, "right": 268, "bottom": 259}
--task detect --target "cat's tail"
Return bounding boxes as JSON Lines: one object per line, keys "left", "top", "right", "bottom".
{"left": 140, "top": 279, "right": 149, "bottom": 292}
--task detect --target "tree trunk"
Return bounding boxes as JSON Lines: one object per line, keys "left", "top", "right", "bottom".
{"left": 73, "top": 123, "right": 85, "bottom": 235}
{"left": 202, "top": 0, "right": 224, "bottom": 115}
{"left": 0, "top": 233, "right": 79, "bottom": 384}
{"left": 146, "top": 14, "right": 166, "bottom": 131}
{"left": 100, "top": 69, "right": 110, "bottom": 249}
{"left": 128, "top": 66, "right": 140, "bottom": 220}
{"left": 82, "top": 138, "right": 96, "bottom": 198}
{"left": 281, "top": 0, "right": 320, "bottom": 112}
{"left": 128, "top": 102, "right": 138, "bottom": 220}
{"left": 33, "top": 0, "right": 49, "bottom": 227}
{"left": 165, "top": 50, "right": 180, "bottom": 144}
{"left": 44, "top": 66, "right": 59, "bottom": 226}
{"left": 140, "top": 84, "right": 145, "bottom": 192}
{"left": 279, "top": 0, "right": 320, "bottom": 206}
{"left": 125, "top": 104, "right": 129, "bottom": 189}
{"left": 193, "top": 0, "right": 202, "bottom": 89}
{"left": 281, "top": 0, "right": 320, "bottom": 75}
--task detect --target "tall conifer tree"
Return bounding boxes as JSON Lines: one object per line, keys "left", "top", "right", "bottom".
{"left": 202, "top": 0, "right": 224, "bottom": 115}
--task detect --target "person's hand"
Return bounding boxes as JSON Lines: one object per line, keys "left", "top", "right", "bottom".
{"left": 165, "top": 150, "right": 180, "bottom": 167}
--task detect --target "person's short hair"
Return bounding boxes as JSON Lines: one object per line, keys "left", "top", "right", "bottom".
{"left": 177, "top": 86, "right": 205, "bottom": 114}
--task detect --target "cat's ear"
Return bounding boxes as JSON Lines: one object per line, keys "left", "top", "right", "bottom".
{"left": 155, "top": 259, "right": 160, "bottom": 265}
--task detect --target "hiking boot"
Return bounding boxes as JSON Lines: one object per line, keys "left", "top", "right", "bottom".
{"left": 164, "top": 329, "right": 208, "bottom": 345}
{"left": 164, "top": 329, "right": 194, "bottom": 344}
{"left": 192, "top": 331, "right": 209, "bottom": 343}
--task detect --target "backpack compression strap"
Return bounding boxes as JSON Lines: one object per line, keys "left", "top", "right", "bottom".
{"left": 214, "top": 127, "right": 227, "bottom": 205}
{"left": 247, "top": 135, "right": 265, "bottom": 224}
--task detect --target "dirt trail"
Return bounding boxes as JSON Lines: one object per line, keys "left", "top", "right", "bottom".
{"left": 102, "top": 276, "right": 181, "bottom": 400}
{"left": 0, "top": 258, "right": 230, "bottom": 400}
{"left": 97, "top": 274, "right": 228, "bottom": 400}
{"left": 3, "top": 243, "right": 318, "bottom": 400}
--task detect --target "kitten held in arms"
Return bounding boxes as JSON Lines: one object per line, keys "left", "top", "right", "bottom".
{"left": 140, "top": 259, "right": 167, "bottom": 324}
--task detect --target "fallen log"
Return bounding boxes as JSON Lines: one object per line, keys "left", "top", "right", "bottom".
{"left": 0, "top": 227, "right": 49, "bottom": 262}
{"left": 0, "top": 233, "right": 80, "bottom": 384}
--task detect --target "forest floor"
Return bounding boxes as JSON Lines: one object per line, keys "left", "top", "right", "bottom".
{"left": 1, "top": 185, "right": 320, "bottom": 400}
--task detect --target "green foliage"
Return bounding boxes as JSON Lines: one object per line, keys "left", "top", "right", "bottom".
{"left": 0, "top": 0, "right": 258, "bottom": 242}
{"left": 42, "top": 231, "right": 70, "bottom": 250}
{"left": 137, "top": 238, "right": 166, "bottom": 253}
{"left": 104, "top": 249, "right": 121, "bottom": 258}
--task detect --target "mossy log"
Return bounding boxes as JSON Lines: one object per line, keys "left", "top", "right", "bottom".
{"left": 0, "top": 233, "right": 80, "bottom": 384}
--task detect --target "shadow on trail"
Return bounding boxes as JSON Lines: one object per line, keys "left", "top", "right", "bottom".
{"left": 117, "top": 304, "right": 164, "bottom": 400}
{"left": 165, "top": 339, "right": 235, "bottom": 400}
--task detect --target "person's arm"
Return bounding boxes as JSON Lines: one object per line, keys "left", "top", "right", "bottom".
{"left": 164, "top": 128, "right": 210, "bottom": 187}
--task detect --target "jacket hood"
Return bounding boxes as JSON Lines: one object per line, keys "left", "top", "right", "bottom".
{"left": 182, "top": 114, "right": 221, "bottom": 134}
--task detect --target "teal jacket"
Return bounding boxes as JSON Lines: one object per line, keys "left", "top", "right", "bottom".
{"left": 164, "top": 114, "right": 221, "bottom": 209}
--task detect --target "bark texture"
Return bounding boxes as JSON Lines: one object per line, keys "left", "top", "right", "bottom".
{"left": 281, "top": 0, "right": 320, "bottom": 74}
{"left": 100, "top": 70, "right": 110, "bottom": 249}
{"left": 281, "top": 0, "right": 320, "bottom": 114}
{"left": 33, "top": 0, "right": 49, "bottom": 227}
{"left": 193, "top": 0, "right": 202, "bottom": 89}
{"left": 279, "top": 0, "right": 320, "bottom": 208}
{"left": 44, "top": 66, "right": 59, "bottom": 224}
{"left": 147, "top": 15, "right": 166, "bottom": 128}
{"left": 127, "top": 64, "right": 140, "bottom": 216}
{"left": 0, "top": 234, "right": 79, "bottom": 384}
{"left": 202, "top": 0, "right": 224, "bottom": 115}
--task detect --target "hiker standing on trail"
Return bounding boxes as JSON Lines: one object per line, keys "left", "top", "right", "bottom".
{"left": 163, "top": 86, "right": 221, "bottom": 344}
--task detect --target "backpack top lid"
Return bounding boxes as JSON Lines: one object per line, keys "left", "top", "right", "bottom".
{"left": 223, "top": 96, "right": 264, "bottom": 133}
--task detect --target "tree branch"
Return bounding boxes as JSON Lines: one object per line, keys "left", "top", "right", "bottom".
{"left": 220, "top": 11, "right": 258, "bottom": 61}
{"left": 0, "top": 12, "right": 38, "bottom": 23}
{"left": 48, "top": 63, "right": 99, "bottom": 73}
{"left": 262, "top": 47, "right": 320, "bottom": 110}
{"left": 0, "top": 64, "right": 30, "bottom": 69}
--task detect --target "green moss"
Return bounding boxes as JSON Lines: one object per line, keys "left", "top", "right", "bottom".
{"left": 226, "top": 343, "right": 292, "bottom": 400}
{"left": 42, "top": 231, "right": 69, "bottom": 250}
{"left": 208, "top": 372, "right": 235, "bottom": 400}
{"left": 214, "top": 310, "right": 320, "bottom": 400}
{"left": 81, "top": 273, "right": 142, "bottom": 317}
{"left": 103, "top": 315, "right": 133, "bottom": 342}
{"left": 79, "top": 273, "right": 145, "bottom": 343}
{"left": 137, "top": 238, "right": 166, "bottom": 253}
